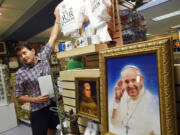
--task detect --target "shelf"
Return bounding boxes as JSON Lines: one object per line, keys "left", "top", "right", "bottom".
{"left": 0, "top": 103, "right": 8, "bottom": 107}
{"left": 60, "top": 69, "right": 100, "bottom": 81}
{"left": 57, "top": 44, "right": 108, "bottom": 59}
{"left": 174, "top": 52, "right": 180, "bottom": 56}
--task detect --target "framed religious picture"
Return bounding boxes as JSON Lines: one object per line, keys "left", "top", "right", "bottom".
{"left": 50, "top": 53, "right": 58, "bottom": 65}
{"left": 0, "top": 42, "right": 7, "bottom": 55}
{"left": 0, "top": 58, "right": 3, "bottom": 64}
{"left": 75, "top": 77, "right": 100, "bottom": 122}
{"left": 8, "top": 57, "right": 19, "bottom": 69}
{"left": 99, "top": 38, "right": 177, "bottom": 135}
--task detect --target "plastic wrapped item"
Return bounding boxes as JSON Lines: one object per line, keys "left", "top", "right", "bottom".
{"left": 96, "top": 24, "right": 112, "bottom": 43}
{"left": 81, "top": 23, "right": 100, "bottom": 45}
{"left": 90, "top": 0, "right": 110, "bottom": 19}
{"left": 84, "top": 0, "right": 110, "bottom": 29}
{"left": 91, "top": 35, "right": 101, "bottom": 44}
{"left": 70, "top": 29, "right": 81, "bottom": 38}
{"left": 75, "top": 37, "right": 88, "bottom": 48}
{"left": 104, "top": 0, "right": 112, "bottom": 7}
{"left": 82, "top": 23, "right": 95, "bottom": 37}
{"left": 57, "top": 0, "right": 85, "bottom": 36}
{"left": 57, "top": 77, "right": 62, "bottom": 95}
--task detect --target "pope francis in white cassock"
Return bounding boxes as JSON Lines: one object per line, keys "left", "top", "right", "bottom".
{"left": 109, "top": 65, "right": 161, "bottom": 135}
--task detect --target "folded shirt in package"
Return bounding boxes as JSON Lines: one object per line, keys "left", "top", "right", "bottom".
{"left": 57, "top": 0, "right": 85, "bottom": 36}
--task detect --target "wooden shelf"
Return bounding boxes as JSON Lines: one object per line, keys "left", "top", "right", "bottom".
{"left": 60, "top": 69, "right": 100, "bottom": 81}
{"left": 174, "top": 52, "right": 180, "bottom": 55}
{"left": 57, "top": 44, "right": 108, "bottom": 59}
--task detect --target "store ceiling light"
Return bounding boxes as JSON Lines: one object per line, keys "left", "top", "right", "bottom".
{"left": 146, "top": 33, "right": 151, "bottom": 36}
{"left": 171, "top": 25, "right": 180, "bottom": 29}
{"left": 138, "top": 0, "right": 168, "bottom": 11}
{"left": 152, "top": 10, "right": 180, "bottom": 21}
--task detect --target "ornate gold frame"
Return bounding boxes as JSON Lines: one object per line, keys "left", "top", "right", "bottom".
{"left": 0, "top": 42, "right": 7, "bottom": 55}
{"left": 99, "top": 38, "right": 177, "bottom": 135}
{"left": 75, "top": 77, "right": 100, "bottom": 122}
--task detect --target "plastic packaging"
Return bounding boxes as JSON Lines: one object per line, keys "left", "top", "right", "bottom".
{"left": 57, "top": 0, "right": 85, "bottom": 36}
{"left": 84, "top": 0, "right": 110, "bottom": 29}
{"left": 96, "top": 24, "right": 112, "bottom": 43}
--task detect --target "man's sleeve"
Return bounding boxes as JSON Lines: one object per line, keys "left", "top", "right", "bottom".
{"left": 14, "top": 73, "right": 25, "bottom": 98}
{"left": 40, "top": 43, "right": 54, "bottom": 60}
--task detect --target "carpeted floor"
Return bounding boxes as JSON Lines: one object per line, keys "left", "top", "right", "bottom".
{"left": 0, "top": 123, "right": 32, "bottom": 135}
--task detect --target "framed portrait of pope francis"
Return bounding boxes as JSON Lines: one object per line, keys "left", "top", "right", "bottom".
{"left": 99, "top": 38, "right": 177, "bottom": 135}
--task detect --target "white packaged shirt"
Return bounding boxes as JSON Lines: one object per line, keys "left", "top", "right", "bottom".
{"left": 96, "top": 24, "right": 112, "bottom": 42}
{"left": 84, "top": 0, "right": 111, "bottom": 29}
{"left": 57, "top": 0, "right": 85, "bottom": 36}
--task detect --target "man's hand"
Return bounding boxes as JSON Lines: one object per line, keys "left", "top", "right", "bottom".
{"left": 35, "top": 94, "right": 49, "bottom": 103}
{"left": 54, "top": 6, "right": 60, "bottom": 21}
{"left": 115, "top": 80, "right": 125, "bottom": 102}
{"left": 48, "top": 6, "right": 60, "bottom": 48}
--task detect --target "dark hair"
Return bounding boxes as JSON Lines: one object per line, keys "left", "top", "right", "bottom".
{"left": 15, "top": 44, "right": 33, "bottom": 54}
{"left": 79, "top": 81, "right": 89, "bottom": 94}
{"left": 83, "top": 81, "right": 90, "bottom": 90}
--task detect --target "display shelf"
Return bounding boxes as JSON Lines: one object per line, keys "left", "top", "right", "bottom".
{"left": 60, "top": 69, "right": 100, "bottom": 134}
{"left": 0, "top": 103, "right": 8, "bottom": 107}
{"left": 57, "top": 44, "right": 108, "bottom": 59}
{"left": 174, "top": 52, "right": 180, "bottom": 64}
{"left": 174, "top": 52, "right": 180, "bottom": 57}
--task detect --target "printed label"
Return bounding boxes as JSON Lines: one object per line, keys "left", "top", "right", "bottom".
{"left": 90, "top": 0, "right": 101, "bottom": 13}
{"left": 61, "top": 7, "right": 75, "bottom": 26}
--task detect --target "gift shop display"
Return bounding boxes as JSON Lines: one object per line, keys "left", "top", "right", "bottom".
{"left": 120, "top": 9, "right": 147, "bottom": 44}
{"left": 0, "top": 64, "right": 11, "bottom": 105}
{"left": 0, "top": 64, "right": 17, "bottom": 133}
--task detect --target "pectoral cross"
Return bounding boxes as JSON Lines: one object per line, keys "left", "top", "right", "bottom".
{"left": 125, "top": 125, "right": 130, "bottom": 135}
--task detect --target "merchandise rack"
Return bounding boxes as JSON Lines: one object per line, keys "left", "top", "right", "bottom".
{"left": 56, "top": 0, "right": 123, "bottom": 134}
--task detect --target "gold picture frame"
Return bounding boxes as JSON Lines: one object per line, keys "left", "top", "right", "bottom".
{"left": 0, "top": 42, "right": 7, "bottom": 55}
{"left": 99, "top": 38, "right": 177, "bottom": 135}
{"left": 75, "top": 77, "right": 100, "bottom": 122}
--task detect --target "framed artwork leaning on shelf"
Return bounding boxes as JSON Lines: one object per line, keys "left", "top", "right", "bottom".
{"left": 99, "top": 38, "right": 178, "bottom": 135}
{"left": 0, "top": 42, "right": 7, "bottom": 55}
{"left": 50, "top": 53, "right": 58, "bottom": 65}
{"left": 8, "top": 57, "right": 19, "bottom": 69}
{"left": 0, "top": 58, "right": 3, "bottom": 64}
{"left": 75, "top": 77, "right": 100, "bottom": 122}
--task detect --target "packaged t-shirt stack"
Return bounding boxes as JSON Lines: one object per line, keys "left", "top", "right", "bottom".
{"left": 57, "top": 0, "right": 112, "bottom": 43}
{"left": 84, "top": 0, "right": 112, "bottom": 42}
{"left": 57, "top": 0, "right": 85, "bottom": 36}
{"left": 84, "top": 0, "right": 111, "bottom": 29}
